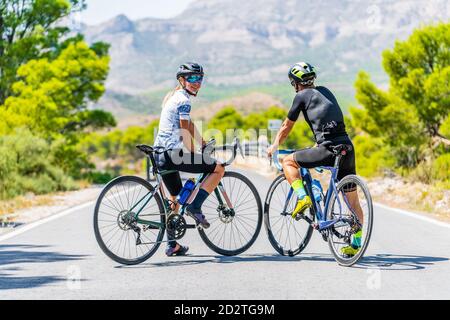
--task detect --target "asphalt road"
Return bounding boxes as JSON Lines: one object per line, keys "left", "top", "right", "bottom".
{"left": 1, "top": 170, "right": 450, "bottom": 300}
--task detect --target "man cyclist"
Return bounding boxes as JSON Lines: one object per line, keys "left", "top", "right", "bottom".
{"left": 267, "top": 62, "right": 363, "bottom": 256}
{"left": 154, "top": 62, "right": 225, "bottom": 256}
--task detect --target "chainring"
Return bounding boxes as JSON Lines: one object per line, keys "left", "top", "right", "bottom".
{"left": 166, "top": 213, "right": 187, "bottom": 240}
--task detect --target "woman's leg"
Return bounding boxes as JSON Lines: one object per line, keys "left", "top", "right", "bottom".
{"left": 199, "top": 164, "right": 225, "bottom": 193}
{"left": 160, "top": 171, "right": 188, "bottom": 254}
{"left": 170, "top": 151, "right": 224, "bottom": 228}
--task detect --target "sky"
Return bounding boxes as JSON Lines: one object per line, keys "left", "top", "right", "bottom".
{"left": 81, "top": 0, "right": 195, "bottom": 25}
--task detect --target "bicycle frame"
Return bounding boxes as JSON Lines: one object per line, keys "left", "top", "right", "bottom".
{"left": 273, "top": 150, "right": 355, "bottom": 232}
{"left": 128, "top": 138, "right": 242, "bottom": 231}
{"left": 125, "top": 159, "right": 233, "bottom": 230}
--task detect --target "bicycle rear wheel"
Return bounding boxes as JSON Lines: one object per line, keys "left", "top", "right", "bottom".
{"left": 326, "top": 175, "right": 373, "bottom": 267}
{"left": 198, "top": 171, "right": 263, "bottom": 256}
{"left": 264, "top": 174, "right": 314, "bottom": 256}
{"left": 93, "top": 176, "right": 166, "bottom": 265}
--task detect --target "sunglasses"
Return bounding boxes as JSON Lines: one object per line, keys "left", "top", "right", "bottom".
{"left": 185, "top": 75, "right": 204, "bottom": 83}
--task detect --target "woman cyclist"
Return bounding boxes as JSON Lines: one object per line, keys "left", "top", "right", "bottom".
{"left": 267, "top": 62, "right": 364, "bottom": 257}
{"left": 154, "top": 62, "right": 225, "bottom": 257}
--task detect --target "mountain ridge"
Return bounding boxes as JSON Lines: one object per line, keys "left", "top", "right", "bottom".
{"left": 82, "top": 0, "right": 449, "bottom": 115}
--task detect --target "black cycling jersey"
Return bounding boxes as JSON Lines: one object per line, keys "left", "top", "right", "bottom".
{"left": 287, "top": 86, "right": 348, "bottom": 144}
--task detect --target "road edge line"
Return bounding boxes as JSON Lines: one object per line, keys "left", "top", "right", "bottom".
{"left": 374, "top": 202, "right": 450, "bottom": 229}
{"left": 0, "top": 200, "right": 96, "bottom": 242}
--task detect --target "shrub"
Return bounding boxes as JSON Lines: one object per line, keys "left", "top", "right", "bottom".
{"left": 432, "top": 153, "right": 450, "bottom": 181}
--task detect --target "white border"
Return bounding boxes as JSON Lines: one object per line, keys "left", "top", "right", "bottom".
{"left": 374, "top": 202, "right": 450, "bottom": 229}
{"left": 0, "top": 201, "right": 95, "bottom": 242}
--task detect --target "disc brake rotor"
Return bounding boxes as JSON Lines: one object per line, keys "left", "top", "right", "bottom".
{"left": 117, "top": 210, "right": 134, "bottom": 231}
{"left": 218, "top": 207, "right": 234, "bottom": 224}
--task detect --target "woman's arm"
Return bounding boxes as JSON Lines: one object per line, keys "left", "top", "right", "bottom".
{"left": 189, "top": 121, "right": 205, "bottom": 147}
{"left": 180, "top": 119, "right": 195, "bottom": 153}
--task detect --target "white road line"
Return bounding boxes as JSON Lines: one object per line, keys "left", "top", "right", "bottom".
{"left": 374, "top": 202, "right": 450, "bottom": 229}
{"left": 0, "top": 200, "right": 96, "bottom": 242}
{"left": 1, "top": 190, "right": 448, "bottom": 243}
{"left": 0, "top": 184, "right": 153, "bottom": 243}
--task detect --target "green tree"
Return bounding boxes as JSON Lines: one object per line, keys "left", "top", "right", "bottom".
{"left": 352, "top": 23, "right": 450, "bottom": 169}
{"left": 207, "top": 106, "right": 245, "bottom": 142}
{"left": 0, "top": 128, "right": 76, "bottom": 199}
{"left": 0, "top": 41, "right": 113, "bottom": 138}
{"left": 0, "top": 0, "right": 87, "bottom": 104}
{"left": 0, "top": 0, "right": 115, "bottom": 197}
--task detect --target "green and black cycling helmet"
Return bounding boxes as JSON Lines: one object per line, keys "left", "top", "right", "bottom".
{"left": 176, "top": 62, "right": 204, "bottom": 79}
{"left": 288, "top": 62, "right": 316, "bottom": 86}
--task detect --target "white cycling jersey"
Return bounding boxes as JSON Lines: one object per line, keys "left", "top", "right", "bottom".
{"left": 154, "top": 89, "right": 192, "bottom": 150}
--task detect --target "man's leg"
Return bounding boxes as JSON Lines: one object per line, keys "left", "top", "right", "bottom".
{"left": 282, "top": 154, "right": 312, "bottom": 218}
{"left": 339, "top": 147, "right": 364, "bottom": 256}
{"left": 345, "top": 190, "right": 364, "bottom": 226}
{"left": 341, "top": 189, "right": 364, "bottom": 256}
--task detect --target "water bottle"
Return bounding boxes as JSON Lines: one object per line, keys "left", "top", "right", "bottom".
{"left": 177, "top": 178, "right": 196, "bottom": 205}
{"left": 312, "top": 179, "right": 323, "bottom": 203}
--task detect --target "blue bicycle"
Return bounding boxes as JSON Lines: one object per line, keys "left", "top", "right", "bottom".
{"left": 264, "top": 145, "right": 373, "bottom": 267}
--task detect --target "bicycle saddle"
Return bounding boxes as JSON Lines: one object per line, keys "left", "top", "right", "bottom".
{"left": 331, "top": 144, "right": 353, "bottom": 155}
{"left": 136, "top": 145, "right": 165, "bottom": 155}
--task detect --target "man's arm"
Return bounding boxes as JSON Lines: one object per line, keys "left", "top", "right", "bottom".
{"left": 267, "top": 92, "right": 306, "bottom": 157}
{"left": 273, "top": 119, "right": 295, "bottom": 148}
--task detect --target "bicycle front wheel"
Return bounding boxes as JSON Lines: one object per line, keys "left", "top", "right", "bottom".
{"left": 264, "top": 174, "right": 314, "bottom": 256}
{"left": 93, "top": 176, "right": 166, "bottom": 265}
{"left": 198, "top": 171, "right": 263, "bottom": 256}
{"left": 326, "top": 175, "right": 373, "bottom": 267}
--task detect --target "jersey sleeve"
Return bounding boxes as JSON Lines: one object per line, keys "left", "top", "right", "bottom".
{"left": 177, "top": 103, "right": 192, "bottom": 121}
{"left": 287, "top": 93, "right": 306, "bottom": 121}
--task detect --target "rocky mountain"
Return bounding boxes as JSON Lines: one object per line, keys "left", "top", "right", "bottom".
{"left": 82, "top": 0, "right": 450, "bottom": 115}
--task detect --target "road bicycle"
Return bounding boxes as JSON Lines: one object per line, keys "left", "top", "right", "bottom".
{"left": 94, "top": 138, "right": 263, "bottom": 265}
{"left": 265, "top": 144, "right": 373, "bottom": 266}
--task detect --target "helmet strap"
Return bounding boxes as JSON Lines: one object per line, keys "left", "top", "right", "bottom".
{"left": 185, "top": 88, "right": 198, "bottom": 97}
{"left": 178, "top": 78, "right": 198, "bottom": 97}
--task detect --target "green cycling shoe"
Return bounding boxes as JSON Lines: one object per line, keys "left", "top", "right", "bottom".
{"left": 291, "top": 195, "right": 312, "bottom": 220}
{"left": 341, "top": 230, "right": 362, "bottom": 257}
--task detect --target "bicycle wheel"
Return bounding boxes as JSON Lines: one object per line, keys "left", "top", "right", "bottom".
{"left": 198, "top": 171, "right": 263, "bottom": 256}
{"left": 264, "top": 174, "right": 314, "bottom": 256}
{"left": 94, "top": 176, "right": 166, "bottom": 265}
{"left": 326, "top": 175, "right": 373, "bottom": 267}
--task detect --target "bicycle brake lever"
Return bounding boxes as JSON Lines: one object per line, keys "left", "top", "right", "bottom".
{"left": 237, "top": 141, "right": 244, "bottom": 158}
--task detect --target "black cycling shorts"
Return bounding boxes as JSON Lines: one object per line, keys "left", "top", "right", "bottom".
{"left": 293, "top": 140, "right": 356, "bottom": 190}
{"left": 155, "top": 149, "right": 218, "bottom": 196}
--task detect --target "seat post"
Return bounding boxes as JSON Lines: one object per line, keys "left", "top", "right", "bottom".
{"left": 333, "top": 154, "right": 342, "bottom": 180}
{"left": 146, "top": 156, "right": 151, "bottom": 181}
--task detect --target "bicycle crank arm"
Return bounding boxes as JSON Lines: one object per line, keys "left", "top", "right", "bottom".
{"left": 295, "top": 214, "right": 314, "bottom": 226}
{"left": 318, "top": 219, "right": 341, "bottom": 231}
{"left": 137, "top": 239, "right": 176, "bottom": 246}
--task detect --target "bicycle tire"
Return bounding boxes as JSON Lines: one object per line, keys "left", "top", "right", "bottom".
{"left": 264, "top": 174, "right": 314, "bottom": 256}
{"left": 198, "top": 171, "right": 263, "bottom": 256}
{"left": 326, "top": 175, "right": 373, "bottom": 267}
{"left": 94, "top": 175, "right": 166, "bottom": 265}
